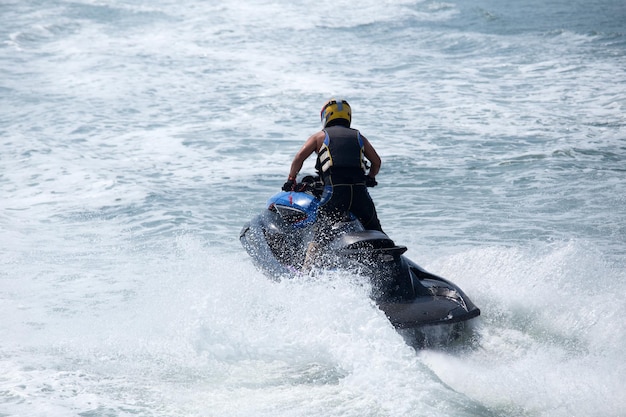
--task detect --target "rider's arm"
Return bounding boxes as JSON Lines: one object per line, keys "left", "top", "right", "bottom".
{"left": 288, "top": 131, "right": 324, "bottom": 179}
{"left": 362, "top": 137, "right": 381, "bottom": 178}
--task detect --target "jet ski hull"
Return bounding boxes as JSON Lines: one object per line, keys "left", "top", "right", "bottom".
{"left": 240, "top": 187, "right": 480, "bottom": 344}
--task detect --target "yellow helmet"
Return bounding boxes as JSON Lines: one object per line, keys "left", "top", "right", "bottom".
{"left": 320, "top": 98, "right": 351, "bottom": 128}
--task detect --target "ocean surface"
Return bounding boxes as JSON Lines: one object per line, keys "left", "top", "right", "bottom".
{"left": 1, "top": 0, "right": 625, "bottom": 416}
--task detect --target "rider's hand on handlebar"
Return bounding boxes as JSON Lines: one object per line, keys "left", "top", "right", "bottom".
{"left": 282, "top": 177, "right": 296, "bottom": 192}
{"left": 365, "top": 175, "right": 378, "bottom": 187}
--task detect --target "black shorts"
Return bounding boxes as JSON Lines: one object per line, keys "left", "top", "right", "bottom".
{"left": 317, "top": 183, "right": 383, "bottom": 238}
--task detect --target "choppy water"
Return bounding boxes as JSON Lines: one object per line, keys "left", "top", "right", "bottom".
{"left": 1, "top": 1, "right": 625, "bottom": 416}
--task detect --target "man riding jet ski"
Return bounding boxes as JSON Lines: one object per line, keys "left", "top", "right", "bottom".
{"left": 281, "top": 98, "right": 384, "bottom": 268}
{"left": 240, "top": 99, "right": 480, "bottom": 343}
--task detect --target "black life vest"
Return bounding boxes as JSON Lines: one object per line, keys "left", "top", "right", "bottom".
{"left": 316, "top": 126, "right": 365, "bottom": 180}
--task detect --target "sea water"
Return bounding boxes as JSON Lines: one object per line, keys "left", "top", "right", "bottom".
{"left": 1, "top": 0, "right": 625, "bottom": 416}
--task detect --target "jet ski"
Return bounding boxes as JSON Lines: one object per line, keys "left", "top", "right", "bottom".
{"left": 240, "top": 176, "right": 480, "bottom": 346}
